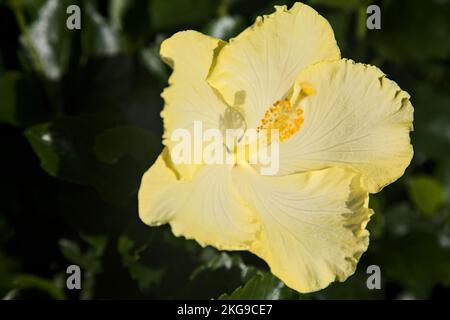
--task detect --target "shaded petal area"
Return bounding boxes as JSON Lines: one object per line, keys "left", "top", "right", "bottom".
{"left": 139, "top": 149, "right": 258, "bottom": 250}
{"left": 278, "top": 59, "right": 414, "bottom": 193}
{"left": 208, "top": 3, "right": 340, "bottom": 129}
{"left": 233, "top": 164, "right": 372, "bottom": 293}
{"left": 160, "top": 30, "right": 227, "bottom": 179}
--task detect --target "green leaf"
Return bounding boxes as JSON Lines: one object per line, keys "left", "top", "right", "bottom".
{"left": 439, "top": 161, "right": 450, "bottom": 215}
{"left": 411, "top": 82, "right": 450, "bottom": 161}
{"left": 108, "top": 0, "right": 151, "bottom": 51}
{"left": 310, "top": 267, "right": 385, "bottom": 300}
{"left": 369, "top": 0, "right": 450, "bottom": 64}
{"left": 6, "top": 0, "right": 47, "bottom": 20}
{"left": 190, "top": 250, "right": 256, "bottom": 282}
{"left": 324, "top": 12, "right": 351, "bottom": 55}
{"left": 150, "top": 0, "right": 219, "bottom": 30}
{"left": 139, "top": 38, "right": 169, "bottom": 81}
{"left": 81, "top": 234, "right": 108, "bottom": 257}
{"left": 24, "top": 116, "right": 116, "bottom": 185}
{"left": 59, "top": 239, "right": 84, "bottom": 266}
{"left": 24, "top": 122, "right": 60, "bottom": 177}
{"left": 109, "top": 0, "right": 132, "bottom": 31}
{"left": 118, "top": 236, "right": 164, "bottom": 291}
{"left": 13, "top": 274, "right": 66, "bottom": 300}
{"left": 68, "top": 55, "right": 164, "bottom": 131}
{"left": 59, "top": 235, "right": 107, "bottom": 273}
{"left": 309, "top": 0, "right": 368, "bottom": 10}
{"left": 58, "top": 235, "right": 107, "bottom": 299}
{"left": 407, "top": 175, "right": 446, "bottom": 215}
{"left": 383, "top": 202, "right": 420, "bottom": 236}
{"left": 0, "top": 252, "right": 21, "bottom": 297}
{"left": 20, "top": 0, "right": 79, "bottom": 79}
{"left": 0, "top": 72, "right": 50, "bottom": 127}
{"left": 94, "top": 125, "right": 161, "bottom": 170}
{"left": 171, "top": 248, "right": 251, "bottom": 299}
{"left": 128, "top": 264, "right": 165, "bottom": 291}
{"left": 0, "top": 72, "right": 24, "bottom": 126}
{"left": 367, "top": 210, "right": 385, "bottom": 240}
{"left": 218, "top": 272, "right": 285, "bottom": 300}
{"left": 24, "top": 116, "right": 155, "bottom": 205}
{"left": 372, "top": 229, "right": 450, "bottom": 298}
{"left": 118, "top": 236, "right": 141, "bottom": 263}
{"left": 81, "top": 2, "right": 121, "bottom": 57}
{"left": 203, "top": 15, "right": 246, "bottom": 40}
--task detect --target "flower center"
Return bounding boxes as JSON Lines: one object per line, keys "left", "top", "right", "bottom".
{"left": 257, "top": 82, "right": 316, "bottom": 142}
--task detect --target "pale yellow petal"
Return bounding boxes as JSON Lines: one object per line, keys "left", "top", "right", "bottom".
{"left": 160, "top": 30, "right": 227, "bottom": 179}
{"left": 232, "top": 164, "right": 372, "bottom": 293}
{"left": 278, "top": 59, "right": 414, "bottom": 193}
{"left": 138, "top": 150, "right": 258, "bottom": 250}
{"left": 208, "top": 2, "right": 340, "bottom": 128}
{"left": 138, "top": 148, "right": 182, "bottom": 226}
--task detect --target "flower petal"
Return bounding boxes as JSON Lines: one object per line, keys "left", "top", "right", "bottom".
{"left": 232, "top": 164, "right": 371, "bottom": 293}
{"left": 138, "top": 148, "right": 182, "bottom": 226}
{"left": 138, "top": 149, "right": 258, "bottom": 250}
{"left": 208, "top": 3, "right": 340, "bottom": 128}
{"left": 278, "top": 59, "right": 414, "bottom": 193}
{"left": 160, "top": 30, "right": 227, "bottom": 179}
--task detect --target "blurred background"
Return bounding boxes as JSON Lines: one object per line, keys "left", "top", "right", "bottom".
{"left": 0, "top": 0, "right": 449, "bottom": 300}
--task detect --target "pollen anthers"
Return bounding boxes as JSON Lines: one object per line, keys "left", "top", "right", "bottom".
{"left": 257, "top": 82, "right": 315, "bottom": 142}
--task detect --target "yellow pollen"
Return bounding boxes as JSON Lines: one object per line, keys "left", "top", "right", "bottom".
{"left": 257, "top": 82, "right": 315, "bottom": 142}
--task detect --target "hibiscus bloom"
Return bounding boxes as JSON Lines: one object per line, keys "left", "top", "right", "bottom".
{"left": 138, "top": 2, "right": 413, "bottom": 293}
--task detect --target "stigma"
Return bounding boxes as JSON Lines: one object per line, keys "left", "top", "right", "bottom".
{"left": 257, "top": 82, "right": 316, "bottom": 142}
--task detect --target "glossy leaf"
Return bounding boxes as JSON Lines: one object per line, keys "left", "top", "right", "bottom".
{"left": 118, "top": 236, "right": 164, "bottom": 291}
{"left": 218, "top": 272, "right": 286, "bottom": 300}
{"left": 81, "top": 2, "right": 121, "bottom": 57}
{"left": 407, "top": 175, "right": 446, "bottom": 216}
{"left": 13, "top": 274, "right": 66, "bottom": 300}
{"left": 22, "top": 0, "right": 79, "bottom": 79}
{"left": 0, "top": 72, "right": 49, "bottom": 127}
{"left": 203, "top": 15, "right": 246, "bottom": 40}
{"left": 94, "top": 125, "right": 161, "bottom": 170}
{"left": 150, "top": 0, "right": 219, "bottom": 30}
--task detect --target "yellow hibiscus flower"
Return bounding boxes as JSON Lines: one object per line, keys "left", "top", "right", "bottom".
{"left": 138, "top": 2, "right": 413, "bottom": 293}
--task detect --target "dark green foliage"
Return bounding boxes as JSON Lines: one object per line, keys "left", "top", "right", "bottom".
{"left": 0, "top": 0, "right": 449, "bottom": 299}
